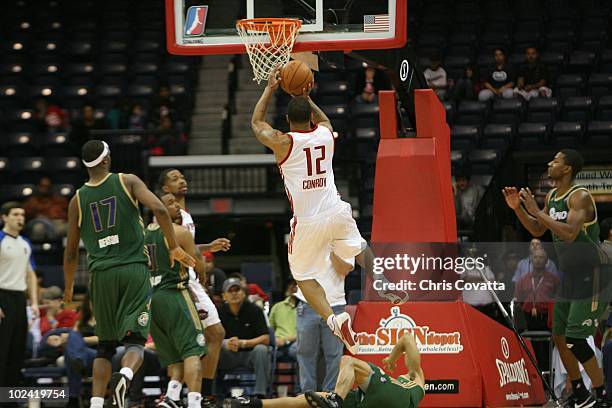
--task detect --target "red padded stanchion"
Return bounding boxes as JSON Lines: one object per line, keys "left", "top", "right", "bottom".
{"left": 372, "top": 90, "right": 456, "bottom": 243}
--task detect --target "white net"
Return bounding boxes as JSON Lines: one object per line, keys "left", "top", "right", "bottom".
{"left": 236, "top": 18, "right": 301, "bottom": 84}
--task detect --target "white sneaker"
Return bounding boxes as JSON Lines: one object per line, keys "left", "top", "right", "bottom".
{"left": 331, "top": 312, "right": 358, "bottom": 354}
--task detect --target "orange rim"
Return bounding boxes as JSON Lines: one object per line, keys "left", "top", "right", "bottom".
{"left": 237, "top": 17, "right": 301, "bottom": 34}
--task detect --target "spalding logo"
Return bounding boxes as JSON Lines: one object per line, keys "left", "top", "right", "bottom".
{"left": 138, "top": 312, "right": 149, "bottom": 327}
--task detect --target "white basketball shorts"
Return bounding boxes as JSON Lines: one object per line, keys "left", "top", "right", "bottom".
{"left": 188, "top": 278, "right": 221, "bottom": 328}
{"left": 288, "top": 201, "right": 367, "bottom": 281}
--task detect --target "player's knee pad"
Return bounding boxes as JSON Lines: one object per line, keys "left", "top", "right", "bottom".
{"left": 123, "top": 333, "right": 146, "bottom": 359}
{"left": 97, "top": 341, "right": 119, "bottom": 361}
{"left": 124, "top": 344, "right": 145, "bottom": 359}
{"left": 566, "top": 337, "right": 594, "bottom": 364}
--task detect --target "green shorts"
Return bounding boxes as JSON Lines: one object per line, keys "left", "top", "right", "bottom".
{"left": 90, "top": 263, "right": 151, "bottom": 342}
{"left": 150, "top": 288, "right": 207, "bottom": 366}
{"left": 343, "top": 363, "right": 424, "bottom": 408}
{"left": 553, "top": 300, "right": 607, "bottom": 338}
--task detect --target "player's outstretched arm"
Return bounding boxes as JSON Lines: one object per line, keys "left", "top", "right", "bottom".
{"left": 63, "top": 195, "right": 81, "bottom": 306}
{"left": 251, "top": 69, "right": 291, "bottom": 160}
{"left": 305, "top": 95, "right": 333, "bottom": 133}
{"left": 123, "top": 174, "right": 195, "bottom": 268}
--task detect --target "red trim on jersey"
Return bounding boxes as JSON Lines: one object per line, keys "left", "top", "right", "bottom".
{"left": 288, "top": 218, "right": 297, "bottom": 254}
{"left": 291, "top": 124, "right": 318, "bottom": 134}
{"left": 278, "top": 134, "right": 294, "bottom": 166}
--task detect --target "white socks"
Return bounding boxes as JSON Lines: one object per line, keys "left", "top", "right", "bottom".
{"left": 188, "top": 392, "right": 202, "bottom": 408}
{"left": 167, "top": 380, "right": 183, "bottom": 401}
{"left": 90, "top": 397, "right": 105, "bottom": 408}
{"left": 326, "top": 314, "right": 336, "bottom": 332}
{"left": 119, "top": 367, "right": 134, "bottom": 381}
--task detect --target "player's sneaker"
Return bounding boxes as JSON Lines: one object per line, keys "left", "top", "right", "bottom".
{"left": 331, "top": 313, "right": 358, "bottom": 354}
{"left": 305, "top": 392, "right": 343, "bottom": 408}
{"left": 596, "top": 398, "right": 611, "bottom": 408}
{"left": 222, "top": 397, "right": 258, "bottom": 407}
{"left": 109, "top": 372, "right": 131, "bottom": 408}
{"left": 157, "top": 396, "right": 184, "bottom": 408}
{"left": 575, "top": 395, "right": 596, "bottom": 408}
{"left": 201, "top": 396, "right": 218, "bottom": 407}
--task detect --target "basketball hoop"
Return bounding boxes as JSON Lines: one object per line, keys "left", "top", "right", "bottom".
{"left": 236, "top": 18, "right": 301, "bottom": 83}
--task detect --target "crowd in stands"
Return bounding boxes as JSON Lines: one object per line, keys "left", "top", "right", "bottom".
{"left": 29, "top": 84, "right": 188, "bottom": 157}
{"left": 425, "top": 45, "right": 553, "bottom": 103}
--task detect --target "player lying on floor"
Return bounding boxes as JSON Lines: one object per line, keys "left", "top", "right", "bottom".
{"left": 225, "top": 332, "right": 425, "bottom": 408}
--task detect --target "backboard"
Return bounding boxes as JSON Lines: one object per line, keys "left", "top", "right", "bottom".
{"left": 166, "top": 0, "right": 406, "bottom": 55}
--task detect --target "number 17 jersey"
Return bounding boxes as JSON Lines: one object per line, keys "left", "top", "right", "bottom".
{"left": 279, "top": 125, "right": 341, "bottom": 218}
{"left": 77, "top": 173, "right": 148, "bottom": 273}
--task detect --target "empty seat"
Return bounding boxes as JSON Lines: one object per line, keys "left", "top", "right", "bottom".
{"left": 482, "top": 124, "right": 514, "bottom": 149}
{"left": 468, "top": 149, "right": 501, "bottom": 174}
{"left": 451, "top": 125, "right": 480, "bottom": 149}
{"left": 567, "top": 51, "right": 596, "bottom": 73}
{"left": 585, "top": 121, "right": 612, "bottom": 147}
{"left": 5, "top": 132, "right": 37, "bottom": 156}
{"left": 10, "top": 157, "right": 46, "bottom": 183}
{"left": 517, "top": 123, "right": 549, "bottom": 149}
{"left": 48, "top": 157, "right": 84, "bottom": 185}
{"left": 552, "top": 122, "right": 584, "bottom": 148}
{"left": 555, "top": 74, "right": 584, "bottom": 91}
{"left": 40, "top": 133, "right": 73, "bottom": 156}
{"left": 588, "top": 73, "right": 612, "bottom": 98}
{"left": 596, "top": 96, "right": 612, "bottom": 120}
{"left": 1, "top": 184, "right": 36, "bottom": 201}
{"left": 561, "top": 96, "right": 593, "bottom": 122}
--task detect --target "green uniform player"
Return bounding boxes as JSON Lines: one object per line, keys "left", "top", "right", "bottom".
{"left": 149, "top": 193, "right": 209, "bottom": 408}
{"left": 225, "top": 333, "right": 425, "bottom": 408}
{"left": 63, "top": 140, "right": 195, "bottom": 408}
{"left": 145, "top": 222, "right": 207, "bottom": 366}
{"left": 503, "top": 149, "right": 608, "bottom": 406}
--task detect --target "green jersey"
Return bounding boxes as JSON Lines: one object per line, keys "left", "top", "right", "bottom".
{"left": 144, "top": 224, "right": 189, "bottom": 291}
{"left": 546, "top": 184, "right": 599, "bottom": 244}
{"left": 77, "top": 173, "right": 148, "bottom": 273}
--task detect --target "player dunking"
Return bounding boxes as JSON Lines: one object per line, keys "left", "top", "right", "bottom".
{"left": 225, "top": 333, "right": 425, "bottom": 408}
{"left": 146, "top": 193, "right": 208, "bottom": 408}
{"left": 503, "top": 149, "right": 608, "bottom": 407}
{"left": 251, "top": 68, "right": 379, "bottom": 353}
{"left": 63, "top": 140, "right": 195, "bottom": 408}
{"left": 159, "top": 168, "right": 230, "bottom": 406}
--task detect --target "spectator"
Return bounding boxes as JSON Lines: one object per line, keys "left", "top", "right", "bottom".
{"left": 454, "top": 168, "right": 484, "bottom": 229}
{"left": 202, "top": 251, "right": 227, "bottom": 303}
{"left": 128, "top": 103, "right": 147, "bottom": 130}
{"left": 514, "top": 46, "right": 552, "bottom": 101}
{"left": 106, "top": 99, "right": 130, "bottom": 130}
{"left": 450, "top": 64, "right": 482, "bottom": 102}
{"left": 39, "top": 286, "right": 79, "bottom": 336}
{"left": 514, "top": 249, "right": 560, "bottom": 330}
{"left": 218, "top": 278, "right": 271, "bottom": 398}
{"left": 478, "top": 48, "right": 516, "bottom": 101}
{"left": 230, "top": 272, "right": 269, "bottom": 308}
{"left": 34, "top": 97, "right": 67, "bottom": 133}
{"left": 68, "top": 104, "right": 108, "bottom": 153}
{"left": 461, "top": 246, "right": 499, "bottom": 321}
{"left": 64, "top": 293, "right": 98, "bottom": 406}
{"left": 24, "top": 176, "right": 69, "bottom": 241}
{"left": 600, "top": 217, "right": 612, "bottom": 252}
{"left": 295, "top": 258, "right": 345, "bottom": 393}
{"left": 0, "top": 201, "right": 39, "bottom": 388}
{"left": 353, "top": 65, "right": 390, "bottom": 104}
{"left": 424, "top": 53, "right": 448, "bottom": 100}
{"left": 513, "top": 239, "right": 561, "bottom": 283}
{"left": 269, "top": 279, "right": 298, "bottom": 361}
{"left": 151, "top": 84, "right": 177, "bottom": 127}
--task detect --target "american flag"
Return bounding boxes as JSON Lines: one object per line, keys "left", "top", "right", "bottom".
{"left": 364, "top": 14, "right": 390, "bottom": 33}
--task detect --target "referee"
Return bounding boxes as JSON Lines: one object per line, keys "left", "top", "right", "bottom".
{"left": 0, "top": 201, "right": 39, "bottom": 387}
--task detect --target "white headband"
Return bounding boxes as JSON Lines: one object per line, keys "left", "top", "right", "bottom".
{"left": 82, "top": 141, "right": 110, "bottom": 168}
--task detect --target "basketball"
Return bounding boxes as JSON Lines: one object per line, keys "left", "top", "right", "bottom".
{"left": 280, "top": 60, "right": 314, "bottom": 96}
